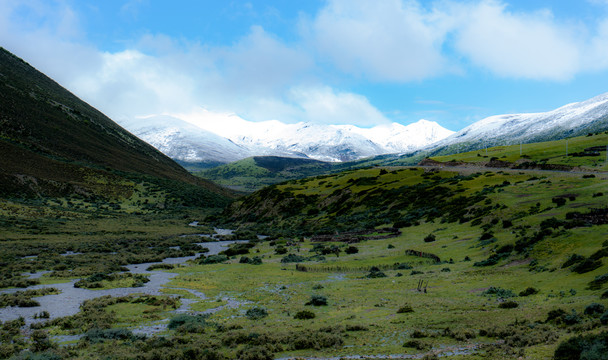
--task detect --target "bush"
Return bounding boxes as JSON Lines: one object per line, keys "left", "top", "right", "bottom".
{"left": 498, "top": 301, "right": 518, "bottom": 309}
{"left": 397, "top": 304, "right": 414, "bottom": 313}
{"left": 146, "top": 263, "right": 174, "bottom": 271}
{"left": 240, "top": 256, "right": 263, "bottom": 265}
{"left": 423, "top": 234, "right": 436, "bottom": 243}
{"left": 199, "top": 255, "right": 228, "bottom": 264}
{"left": 366, "top": 266, "right": 387, "bottom": 278}
{"left": 602, "top": 290, "right": 608, "bottom": 299}
{"left": 588, "top": 273, "right": 608, "bottom": 290}
{"left": 403, "top": 339, "right": 429, "bottom": 350}
{"left": 168, "top": 314, "right": 210, "bottom": 333}
{"left": 562, "top": 254, "right": 586, "bottom": 268}
{"left": 306, "top": 295, "right": 328, "bottom": 306}
{"left": 552, "top": 197, "right": 567, "bottom": 207}
{"left": 345, "top": 324, "right": 368, "bottom": 331}
{"left": 572, "top": 258, "right": 602, "bottom": 274}
{"left": 84, "top": 328, "right": 137, "bottom": 343}
{"left": 246, "top": 307, "right": 268, "bottom": 320}
{"left": 482, "top": 287, "right": 516, "bottom": 298}
{"left": 601, "top": 311, "right": 608, "bottom": 325}
{"left": 345, "top": 246, "right": 359, "bottom": 254}
{"left": 294, "top": 310, "right": 315, "bottom": 320}
{"left": 584, "top": 303, "right": 606, "bottom": 317}
{"left": 554, "top": 331, "right": 608, "bottom": 360}
{"left": 396, "top": 262, "right": 412, "bottom": 270}
{"left": 519, "top": 287, "right": 539, "bottom": 296}
{"left": 411, "top": 330, "right": 428, "bottom": 338}
{"left": 236, "top": 345, "right": 274, "bottom": 360}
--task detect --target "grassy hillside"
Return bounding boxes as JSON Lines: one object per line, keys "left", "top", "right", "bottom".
{"left": 210, "top": 161, "right": 608, "bottom": 358}
{"left": 197, "top": 155, "right": 405, "bottom": 192}
{"left": 197, "top": 156, "right": 334, "bottom": 192}
{"left": 0, "top": 47, "right": 233, "bottom": 208}
{"left": 429, "top": 131, "right": 608, "bottom": 171}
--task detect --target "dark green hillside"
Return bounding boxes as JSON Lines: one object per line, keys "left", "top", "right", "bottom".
{"left": 198, "top": 156, "right": 334, "bottom": 192}
{"left": 0, "top": 47, "right": 233, "bottom": 207}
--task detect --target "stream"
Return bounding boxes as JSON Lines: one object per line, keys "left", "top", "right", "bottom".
{"left": 0, "top": 230, "right": 248, "bottom": 335}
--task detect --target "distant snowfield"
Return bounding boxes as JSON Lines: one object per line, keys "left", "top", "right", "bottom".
{"left": 120, "top": 111, "right": 454, "bottom": 163}
{"left": 118, "top": 92, "right": 608, "bottom": 165}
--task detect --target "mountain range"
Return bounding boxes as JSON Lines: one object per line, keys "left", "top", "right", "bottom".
{"left": 423, "top": 92, "right": 608, "bottom": 156}
{"left": 122, "top": 114, "right": 454, "bottom": 166}
{"left": 122, "top": 92, "right": 608, "bottom": 168}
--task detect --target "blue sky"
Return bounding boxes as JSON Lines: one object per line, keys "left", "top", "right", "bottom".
{"left": 2, "top": 0, "right": 608, "bottom": 131}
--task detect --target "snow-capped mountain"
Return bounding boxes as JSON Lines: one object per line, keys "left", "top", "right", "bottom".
{"left": 231, "top": 122, "right": 387, "bottom": 162}
{"left": 337, "top": 120, "right": 455, "bottom": 154}
{"left": 120, "top": 112, "right": 454, "bottom": 164}
{"left": 121, "top": 115, "right": 254, "bottom": 165}
{"left": 428, "top": 92, "right": 608, "bottom": 153}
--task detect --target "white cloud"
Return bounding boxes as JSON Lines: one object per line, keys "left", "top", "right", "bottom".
{"left": 289, "top": 86, "right": 390, "bottom": 126}
{"left": 4, "top": 0, "right": 608, "bottom": 131}
{"left": 307, "top": 0, "right": 447, "bottom": 81}
{"left": 450, "top": 0, "right": 581, "bottom": 80}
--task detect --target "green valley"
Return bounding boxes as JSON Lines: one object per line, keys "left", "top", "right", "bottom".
{"left": 1, "top": 47, "right": 608, "bottom": 360}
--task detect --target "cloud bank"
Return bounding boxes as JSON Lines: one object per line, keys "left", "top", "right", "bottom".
{"left": 1, "top": 0, "right": 608, "bottom": 128}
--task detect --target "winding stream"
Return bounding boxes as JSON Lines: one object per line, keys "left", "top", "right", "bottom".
{"left": 0, "top": 234, "right": 247, "bottom": 329}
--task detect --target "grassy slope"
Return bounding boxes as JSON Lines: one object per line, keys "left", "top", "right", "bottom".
{"left": 431, "top": 131, "right": 608, "bottom": 171}
{"left": 203, "top": 134, "right": 608, "bottom": 358}
{"left": 0, "top": 47, "right": 233, "bottom": 207}
{"left": 197, "top": 156, "right": 334, "bottom": 192}
{"left": 4, "top": 133, "right": 608, "bottom": 359}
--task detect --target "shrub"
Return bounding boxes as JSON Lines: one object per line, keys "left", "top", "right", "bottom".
{"left": 519, "top": 287, "right": 539, "bottom": 296}
{"left": 84, "top": 328, "right": 137, "bottom": 343}
{"left": 552, "top": 197, "right": 567, "bottom": 207}
{"left": 345, "top": 324, "right": 368, "bottom": 331}
{"left": 584, "top": 303, "right": 606, "bottom": 317}
{"left": 403, "top": 340, "right": 429, "bottom": 350}
{"left": 236, "top": 345, "right": 274, "bottom": 360}
{"left": 411, "top": 330, "right": 428, "bottom": 338}
{"left": 199, "top": 255, "right": 228, "bottom": 264}
{"left": 498, "top": 301, "right": 518, "bottom": 309}
{"left": 410, "top": 270, "right": 423, "bottom": 275}
{"left": 306, "top": 295, "right": 328, "bottom": 306}
{"left": 601, "top": 311, "right": 608, "bottom": 325}
{"left": 563, "top": 310, "right": 582, "bottom": 325}
{"left": 588, "top": 273, "right": 608, "bottom": 290}
{"left": 482, "top": 287, "right": 516, "bottom": 298}
{"left": 562, "top": 254, "right": 586, "bottom": 268}
{"left": 423, "top": 234, "right": 436, "bottom": 243}
{"left": 546, "top": 309, "right": 567, "bottom": 323}
{"left": 572, "top": 258, "right": 602, "bottom": 274}
{"left": 246, "top": 307, "right": 268, "bottom": 320}
{"left": 554, "top": 331, "right": 608, "bottom": 360}
{"left": 366, "top": 266, "right": 387, "bottom": 278}
{"left": 274, "top": 245, "right": 287, "bottom": 255}
{"left": 397, "top": 304, "right": 413, "bottom": 313}
{"left": 146, "top": 263, "right": 174, "bottom": 271}
{"left": 345, "top": 246, "right": 359, "bottom": 254}
{"left": 396, "top": 263, "right": 412, "bottom": 270}
{"left": 602, "top": 290, "right": 608, "bottom": 299}
{"left": 294, "top": 310, "right": 315, "bottom": 320}
{"left": 239, "top": 256, "right": 263, "bottom": 265}
{"left": 168, "top": 314, "right": 210, "bottom": 333}
{"left": 441, "top": 267, "right": 451, "bottom": 272}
